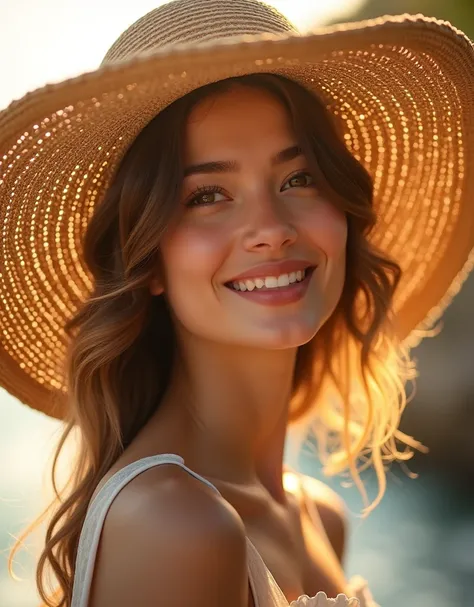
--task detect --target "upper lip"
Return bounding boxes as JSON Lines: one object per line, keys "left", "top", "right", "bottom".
{"left": 226, "top": 260, "right": 316, "bottom": 284}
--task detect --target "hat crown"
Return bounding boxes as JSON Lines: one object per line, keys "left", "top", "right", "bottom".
{"left": 101, "top": 0, "right": 297, "bottom": 66}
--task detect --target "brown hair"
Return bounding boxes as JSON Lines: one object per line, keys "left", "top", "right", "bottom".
{"left": 9, "top": 73, "right": 422, "bottom": 606}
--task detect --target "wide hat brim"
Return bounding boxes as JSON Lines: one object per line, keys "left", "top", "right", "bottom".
{"left": 1, "top": 14, "right": 474, "bottom": 419}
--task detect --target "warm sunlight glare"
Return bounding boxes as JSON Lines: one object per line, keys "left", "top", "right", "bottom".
{"left": 0, "top": 0, "right": 362, "bottom": 110}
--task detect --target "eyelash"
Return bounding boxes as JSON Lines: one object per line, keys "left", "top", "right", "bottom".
{"left": 185, "top": 170, "right": 315, "bottom": 208}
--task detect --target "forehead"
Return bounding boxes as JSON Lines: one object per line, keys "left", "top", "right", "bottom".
{"left": 184, "top": 85, "right": 295, "bottom": 158}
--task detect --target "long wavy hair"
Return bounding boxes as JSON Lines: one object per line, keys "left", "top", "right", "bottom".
{"left": 9, "top": 73, "right": 422, "bottom": 606}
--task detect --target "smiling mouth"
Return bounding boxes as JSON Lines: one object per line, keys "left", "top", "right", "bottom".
{"left": 225, "top": 265, "right": 316, "bottom": 292}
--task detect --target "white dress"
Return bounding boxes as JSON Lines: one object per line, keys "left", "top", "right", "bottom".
{"left": 69, "top": 453, "right": 379, "bottom": 607}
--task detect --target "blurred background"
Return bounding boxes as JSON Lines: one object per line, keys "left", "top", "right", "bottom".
{"left": 1, "top": 1, "right": 473, "bottom": 606}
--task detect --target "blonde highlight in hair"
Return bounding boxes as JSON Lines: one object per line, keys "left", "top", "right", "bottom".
{"left": 9, "top": 73, "right": 424, "bottom": 606}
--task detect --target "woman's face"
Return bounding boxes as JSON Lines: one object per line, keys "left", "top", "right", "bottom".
{"left": 153, "top": 85, "right": 347, "bottom": 350}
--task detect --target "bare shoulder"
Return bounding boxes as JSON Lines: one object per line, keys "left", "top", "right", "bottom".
{"left": 89, "top": 464, "right": 249, "bottom": 607}
{"left": 299, "top": 473, "right": 347, "bottom": 562}
{"left": 299, "top": 473, "right": 347, "bottom": 519}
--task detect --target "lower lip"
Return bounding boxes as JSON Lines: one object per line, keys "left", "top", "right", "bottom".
{"left": 225, "top": 269, "right": 315, "bottom": 307}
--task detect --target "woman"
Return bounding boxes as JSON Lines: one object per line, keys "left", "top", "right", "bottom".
{"left": 2, "top": 1, "right": 474, "bottom": 606}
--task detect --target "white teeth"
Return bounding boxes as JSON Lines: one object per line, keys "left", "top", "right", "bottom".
{"left": 245, "top": 280, "right": 256, "bottom": 291}
{"left": 264, "top": 276, "right": 278, "bottom": 288}
{"left": 230, "top": 269, "right": 308, "bottom": 292}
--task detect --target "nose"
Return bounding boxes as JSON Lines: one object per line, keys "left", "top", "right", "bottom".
{"left": 242, "top": 194, "right": 297, "bottom": 253}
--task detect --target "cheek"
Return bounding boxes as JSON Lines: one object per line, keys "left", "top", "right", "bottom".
{"left": 303, "top": 201, "right": 347, "bottom": 259}
{"left": 304, "top": 203, "right": 347, "bottom": 324}
{"left": 160, "top": 222, "right": 230, "bottom": 289}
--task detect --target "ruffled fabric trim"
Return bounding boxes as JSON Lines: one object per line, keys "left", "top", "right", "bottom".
{"left": 289, "top": 576, "right": 379, "bottom": 607}
{"left": 289, "top": 592, "right": 359, "bottom": 606}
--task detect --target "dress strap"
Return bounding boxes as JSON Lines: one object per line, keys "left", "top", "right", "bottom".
{"left": 92, "top": 453, "right": 222, "bottom": 502}
{"left": 71, "top": 453, "right": 221, "bottom": 607}
{"left": 246, "top": 537, "right": 290, "bottom": 607}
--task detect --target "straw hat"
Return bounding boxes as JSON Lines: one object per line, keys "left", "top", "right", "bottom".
{"left": 1, "top": 0, "right": 474, "bottom": 419}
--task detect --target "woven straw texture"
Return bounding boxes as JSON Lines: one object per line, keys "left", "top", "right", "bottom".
{"left": 1, "top": 0, "right": 474, "bottom": 418}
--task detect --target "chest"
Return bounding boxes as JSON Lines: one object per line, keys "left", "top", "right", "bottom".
{"left": 243, "top": 496, "right": 346, "bottom": 605}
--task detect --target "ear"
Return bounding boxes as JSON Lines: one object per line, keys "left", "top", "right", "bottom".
{"left": 149, "top": 276, "right": 164, "bottom": 296}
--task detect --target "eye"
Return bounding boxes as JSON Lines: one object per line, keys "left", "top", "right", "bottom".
{"left": 185, "top": 185, "right": 227, "bottom": 207}
{"left": 281, "top": 171, "right": 315, "bottom": 191}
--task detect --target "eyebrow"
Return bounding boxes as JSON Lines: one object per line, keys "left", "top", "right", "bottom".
{"left": 183, "top": 144, "right": 303, "bottom": 177}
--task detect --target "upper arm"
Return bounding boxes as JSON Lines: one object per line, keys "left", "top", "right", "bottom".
{"left": 301, "top": 475, "right": 347, "bottom": 563}
{"left": 89, "top": 469, "right": 249, "bottom": 607}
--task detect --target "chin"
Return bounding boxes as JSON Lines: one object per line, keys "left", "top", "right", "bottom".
{"left": 234, "top": 319, "right": 321, "bottom": 350}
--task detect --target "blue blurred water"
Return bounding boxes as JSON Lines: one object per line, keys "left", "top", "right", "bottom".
{"left": 299, "top": 453, "right": 474, "bottom": 607}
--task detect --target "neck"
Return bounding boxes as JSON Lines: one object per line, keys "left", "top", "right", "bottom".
{"left": 154, "top": 335, "right": 298, "bottom": 502}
